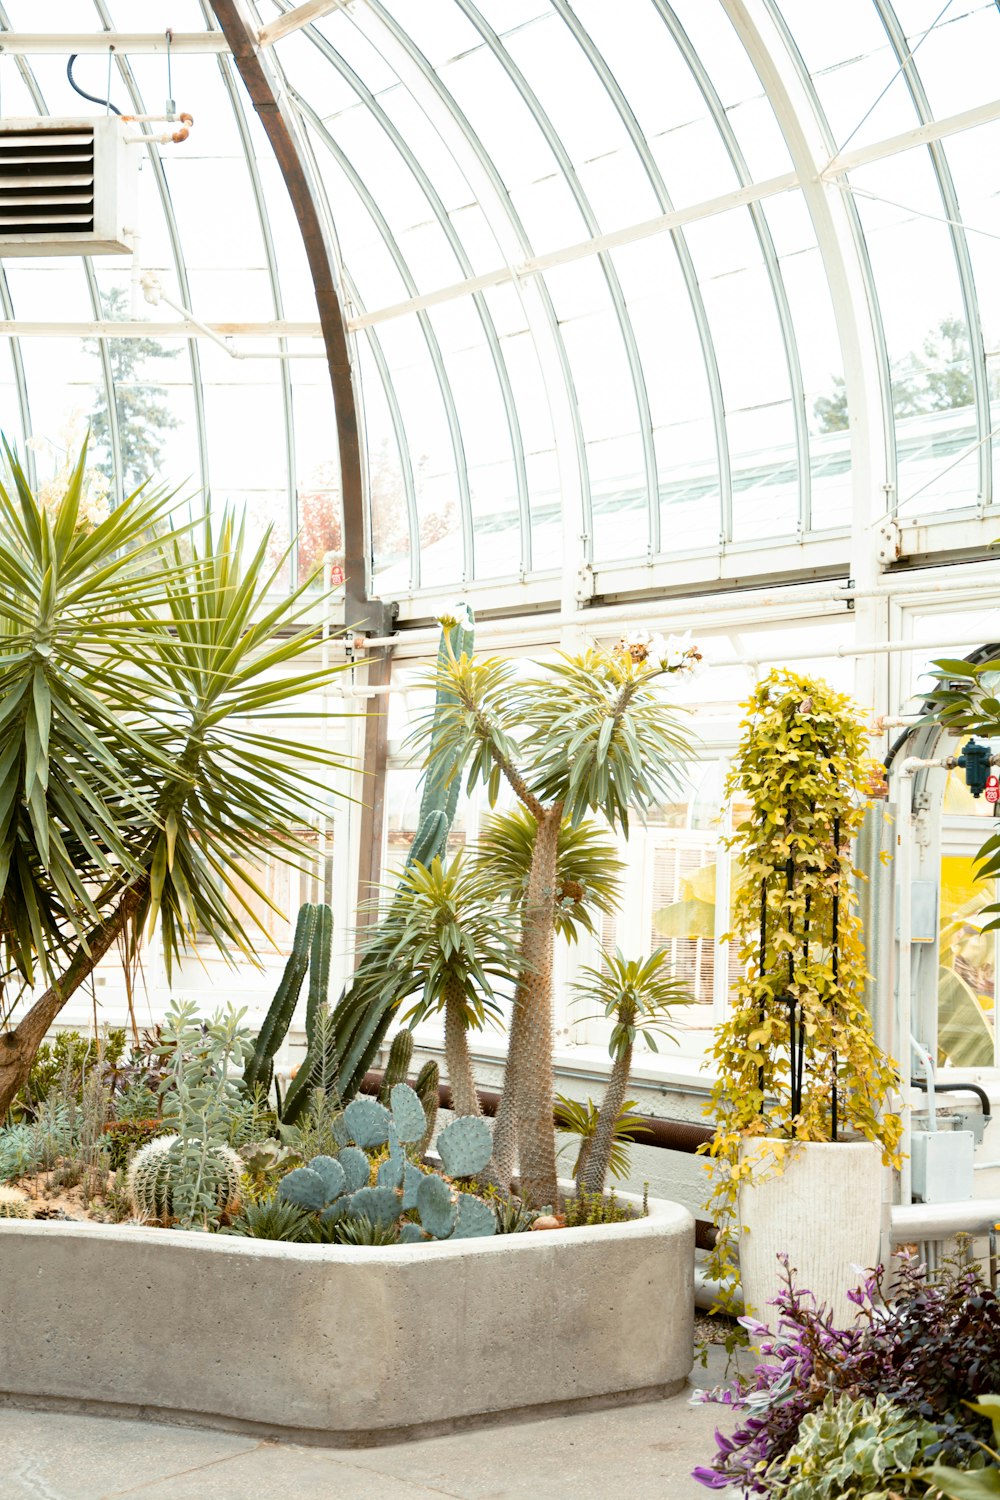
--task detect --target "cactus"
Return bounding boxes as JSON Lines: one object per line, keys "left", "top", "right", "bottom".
{"left": 378, "top": 1029, "right": 414, "bottom": 1104}
{"left": 0, "top": 1187, "right": 30, "bottom": 1219}
{"left": 414, "top": 1060, "right": 440, "bottom": 1156}
{"left": 306, "top": 903, "right": 332, "bottom": 1039}
{"left": 279, "top": 1166, "right": 332, "bottom": 1212}
{"left": 276, "top": 906, "right": 338, "bottom": 1125}
{"left": 343, "top": 1097, "right": 391, "bottom": 1149}
{"left": 436, "top": 1116, "right": 493, "bottom": 1179}
{"left": 337, "top": 1145, "right": 370, "bottom": 1194}
{"left": 388, "top": 1083, "right": 426, "bottom": 1145}
{"left": 451, "top": 1192, "right": 496, "bottom": 1239}
{"left": 127, "top": 1136, "right": 243, "bottom": 1225}
{"left": 347, "top": 1184, "right": 402, "bottom": 1228}
{"left": 244, "top": 904, "right": 318, "bottom": 1097}
{"left": 325, "top": 610, "right": 475, "bottom": 1104}
{"left": 417, "top": 1174, "right": 457, "bottom": 1239}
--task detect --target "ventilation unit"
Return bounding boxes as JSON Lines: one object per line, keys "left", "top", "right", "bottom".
{"left": 0, "top": 116, "right": 137, "bottom": 256}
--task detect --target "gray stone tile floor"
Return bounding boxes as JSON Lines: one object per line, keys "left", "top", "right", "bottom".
{"left": 0, "top": 1346, "right": 734, "bottom": 1500}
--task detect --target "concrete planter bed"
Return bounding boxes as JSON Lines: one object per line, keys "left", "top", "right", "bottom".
{"left": 0, "top": 1193, "right": 694, "bottom": 1446}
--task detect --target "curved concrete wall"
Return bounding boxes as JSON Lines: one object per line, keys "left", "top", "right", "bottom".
{"left": 0, "top": 1196, "right": 694, "bottom": 1445}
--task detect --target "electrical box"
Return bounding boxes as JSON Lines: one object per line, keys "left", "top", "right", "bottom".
{"left": 0, "top": 116, "right": 137, "bottom": 256}
{"left": 910, "top": 1128, "right": 975, "bottom": 1203}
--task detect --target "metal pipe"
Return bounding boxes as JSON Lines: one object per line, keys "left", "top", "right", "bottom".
{"left": 891, "top": 1198, "right": 1000, "bottom": 1239}
{"left": 897, "top": 765, "right": 914, "bottom": 1207}
{"left": 910, "top": 1039, "right": 937, "bottom": 1132}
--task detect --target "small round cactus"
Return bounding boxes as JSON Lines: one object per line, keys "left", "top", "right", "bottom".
{"left": 127, "top": 1136, "right": 243, "bottom": 1225}
{"left": 0, "top": 1187, "right": 30, "bottom": 1220}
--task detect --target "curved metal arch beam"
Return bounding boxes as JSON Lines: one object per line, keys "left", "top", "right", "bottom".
{"left": 651, "top": 0, "right": 811, "bottom": 535}
{"left": 285, "top": 21, "right": 531, "bottom": 578}
{"left": 453, "top": 0, "right": 661, "bottom": 556}
{"left": 92, "top": 0, "right": 211, "bottom": 503}
{"left": 551, "top": 0, "right": 732, "bottom": 546}
{"left": 718, "top": 5, "right": 891, "bottom": 650}
{"left": 292, "top": 92, "right": 476, "bottom": 584}
{"left": 208, "top": 0, "right": 382, "bottom": 629}
{"left": 0, "top": 8, "right": 123, "bottom": 502}
{"left": 762, "top": 0, "right": 897, "bottom": 505}
{"left": 354, "top": 0, "right": 592, "bottom": 596}
{"left": 0, "top": 268, "right": 34, "bottom": 487}
{"left": 210, "top": 37, "right": 299, "bottom": 566}
{"left": 873, "top": 0, "right": 992, "bottom": 508}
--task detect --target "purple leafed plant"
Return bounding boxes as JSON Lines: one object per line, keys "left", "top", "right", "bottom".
{"left": 692, "top": 1242, "right": 1000, "bottom": 1492}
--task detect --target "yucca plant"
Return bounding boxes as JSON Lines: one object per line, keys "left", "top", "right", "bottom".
{"left": 358, "top": 852, "right": 517, "bottom": 1117}
{"left": 0, "top": 439, "right": 351, "bottom": 1115}
{"left": 568, "top": 948, "right": 692, "bottom": 1194}
{"left": 406, "top": 630, "right": 697, "bottom": 1206}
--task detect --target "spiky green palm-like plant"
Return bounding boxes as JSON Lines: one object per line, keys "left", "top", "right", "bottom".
{"left": 0, "top": 440, "right": 352, "bottom": 1114}
{"left": 570, "top": 948, "right": 692, "bottom": 1194}
{"left": 406, "top": 636, "right": 696, "bottom": 1206}
{"left": 359, "top": 853, "right": 517, "bottom": 1118}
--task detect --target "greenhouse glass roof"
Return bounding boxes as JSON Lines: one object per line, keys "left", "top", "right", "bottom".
{"left": 0, "top": 0, "right": 997, "bottom": 616}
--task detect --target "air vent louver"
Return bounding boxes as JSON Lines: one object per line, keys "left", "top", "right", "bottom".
{"left": 0, "top": 117, "right": 136, "bottom": 257}
{"left": 0, "top": 126, "right": 95, "bottom": 235}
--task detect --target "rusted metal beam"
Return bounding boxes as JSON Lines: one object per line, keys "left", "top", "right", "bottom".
{"left": 354, "top": 646, "right": 393, "bottom": 942}
{"left": 208, "top": 0, "right": 388, "bottom": 638}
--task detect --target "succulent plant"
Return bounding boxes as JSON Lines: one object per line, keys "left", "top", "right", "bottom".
{"left": 378, "top": 1030, "right": 414, "bottom": 1104}
{"left": 225, "top": 1198, "right": 314, "bottom": 1242}
{"left": 127, "top": 1136, "right": 243, "bottom": 1226}
{"left": 243, "top": 903, "right": 318, "bottom": 1098}
{"left": 0, "top": 1187, "right": 30, "bottom": 1220}
{"left": 275, "top": 1086, "right": 495, "bottom": 1243}
{"left": 414, "top": 1059, "right": 440, "bottom": 1156}
{"left": 436, "top": 1115, "right": 493, "bottom": 1179}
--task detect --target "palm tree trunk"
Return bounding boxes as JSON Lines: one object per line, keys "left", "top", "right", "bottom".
{"left": 498, "top": 805, "right": 562, "bottom": 1209}
{"left": 444, "top": 976, "right": 481, "bottom": 1118}
{"left": 0, "top": 879, "right": 147, "bottom": 1118}
{"left": 580, "top": 1041, "right": 632, "bottom": 1196}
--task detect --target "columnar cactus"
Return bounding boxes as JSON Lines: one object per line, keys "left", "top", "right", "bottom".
{"left": 414, "top": 1059, "right": 440, "bottom": 1156}
{"left": 127, "top": 1136, "right": 243, "bottom": 1225}
{"left": 378, "top": 1029, "right": 414, "bottom": 1104}
{"left": 243, "top": 904, "right": 318, "bottom": 1097}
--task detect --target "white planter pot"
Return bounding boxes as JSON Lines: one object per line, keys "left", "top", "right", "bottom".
{"left": 738, "top": 1138, "right": 882, "bottom": 1331}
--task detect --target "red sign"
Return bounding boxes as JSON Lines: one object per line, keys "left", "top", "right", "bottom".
{"left": 987, "top": 776, "right": 999, "bottom": 804}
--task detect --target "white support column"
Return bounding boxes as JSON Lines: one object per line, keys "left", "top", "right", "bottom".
{"left": 720, "top": 0, "right": 892, "bottom": 722}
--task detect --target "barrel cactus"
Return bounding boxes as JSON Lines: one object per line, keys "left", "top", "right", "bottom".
{"left": 0, "top": 1187, "right": 30, "bottom": 1219}
{"left": 127, "top": 1136, "right": 243, "bottom": 1225}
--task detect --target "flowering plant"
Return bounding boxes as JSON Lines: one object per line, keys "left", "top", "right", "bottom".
{"left": 693, "top": 1244, "right": 1000, "bottom": 1492}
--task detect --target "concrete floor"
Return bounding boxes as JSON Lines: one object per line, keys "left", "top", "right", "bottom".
{"left": 1, "top": 1346, "right": 732, "bottom": 1500}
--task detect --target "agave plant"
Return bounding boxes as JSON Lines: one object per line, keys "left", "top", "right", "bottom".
{"left": 568, "top": 948, "right": 692, "bottom": 1194}
{"left": 0, "top": 440, "right": 352, "bottom": 1114}
{"left": 405, "top": 634, "right": 696, "bottom": 1206}
{"left": 358, "top": 852, "right": 518, "bottom": 1117}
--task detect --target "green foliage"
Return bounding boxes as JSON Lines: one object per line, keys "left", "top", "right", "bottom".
{"left": 85, "top": 287, "right": 180, "bottom": 490}
{"left": 224, "top": 1197, "right": 313, "bottom": 1243}
{"left": 814, "top": 318, "right": 993, "bottom": 433}
{"left": 278, "top": 910, "right": 339, "bottom": 1125}
{"left": 921, "top": 1395, "right": 1000, "bottom": 1498}
{"left": 573, "top": 947, "right": 693, "bottom": 1061}
{"left": 155, "top": 1001, "right": 254, "bottom": 1229}
{"left": 378, "top": 1029, "right": 414, "bottom": 1104}
{"left": 0, "top": 1124, "right": 43, "bottom": 1181}
{"left": 361, "top": 852, "right": 515, "bottom": 1030}
{"left": 473, "top": 805, "right": 623, "bottom": 941}
{"left": 554, "top": 1094, "right": 650, "bottom": 1181}
{"left": 563, "top": 1188, "right": 639, "bottom": 1227}
{"left": 414, "top": 1059, "right": 440, "bottom": 1157}
{"left": 768, "top": 1393, "right": 940, "bottom": 1499}
{"left": 435, "top": 1115, "right": 493, "bottom": 1178}
{"left": 703, "top": 671, "right": 903, "bottom": 1314}
{"left": 127, "top": 1134, "right": 243, "bottom": 1226}
{"left": 102, "top": 1118, "right": 164, "bottom": 1174}
{"left": 16, "top": 1029, "right": 126, "bottom": 1117}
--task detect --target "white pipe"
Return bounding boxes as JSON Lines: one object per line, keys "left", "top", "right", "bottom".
{"left": 897, "top": 766, "right": 914, "bottom": 1207}
{"left": 910, "top": 1036, "right": 937, "bottom": 1132}
{"left": 891, "top": 1198, "right": 1000, "bottom": 1239}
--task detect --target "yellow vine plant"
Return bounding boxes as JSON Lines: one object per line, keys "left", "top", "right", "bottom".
{"left": 702, "top": 670, "right": 903, "bottom": 1319}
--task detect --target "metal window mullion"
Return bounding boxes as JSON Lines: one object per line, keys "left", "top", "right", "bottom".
{"left": 763, "top": 0, "right": 897, "bottom": 507}
{"left": 454, "top": 0, "right": 660, "bottom": 555}
{"left": 347, "top": 272, "right": 421, "bottom": 592}
{"left": 0, "top": 266, "right": 33, "bottom": 486}
{"left": 212, "top": 41, "right": 298, "bottom": 570}
{"left": 92, "top": 0, "right": 210, "bottom": 502}
{"left": 551, "top": 0, "right": 732, "bottom": 548}
{"left": 289, "top": 20, "right": 531, "bottom": 575}
{"left": 874, "top": 0, "right": 991, "bottom": 507}
{"left": 652, "top": 0, "right": 811, "bottom": 534}
{"left": 0, "top": 13, "right": 124, "bottom": 502}
{"left": 296, "top": 99, "right": 474, "bottom": 585}
{"left": 354, "top": 0, "right": 593, "bottom": 572}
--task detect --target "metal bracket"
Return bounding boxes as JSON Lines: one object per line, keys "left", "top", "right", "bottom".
{"left": 876, "top": 517, "right": 902, "bottom": 565}
{"left": 575, "top": 561, "right": 595, "bottom": 605}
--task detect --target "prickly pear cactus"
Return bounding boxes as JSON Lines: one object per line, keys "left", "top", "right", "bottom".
{"left": 127, "top": 1137, "right": 243, "bottom": 1225}
{"left": 436, "top": 1116, "right": 493, "bottom": 1179}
